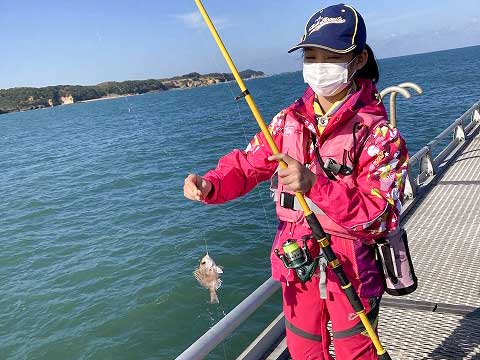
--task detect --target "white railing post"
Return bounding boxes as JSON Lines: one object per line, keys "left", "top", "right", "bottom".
{"left": 403, "top": 170, "right": 416, "bottom": 200}
{"left": 454, "top": 122, "right": 466, "bottom": 142}
{"left": 473, "top": 107, "right": 480, "bottom": 123}
{"left": 420, "top": 147, "right": 435, "bottom": 178}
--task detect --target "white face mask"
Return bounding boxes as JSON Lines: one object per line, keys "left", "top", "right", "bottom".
{"left": 303, "top": 58, "right": 356, "bottom": 97}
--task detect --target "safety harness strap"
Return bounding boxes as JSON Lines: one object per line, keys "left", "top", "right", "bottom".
{"left": 271, "top": 189, "right": 325, "bottom": 215}
{"left": 285, "top": 318, "right": 322, "bottom": 342}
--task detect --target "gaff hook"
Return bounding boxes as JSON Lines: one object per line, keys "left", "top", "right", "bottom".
{"left": 379, "top": 86, "right": 411, "bottom": 100}
{"left": 380, "top": 83, "right": 423, "bottom": 127}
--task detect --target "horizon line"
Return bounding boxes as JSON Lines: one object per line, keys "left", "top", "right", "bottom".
{"left": 2, "top": 44, "right": 479, "bottom": 91}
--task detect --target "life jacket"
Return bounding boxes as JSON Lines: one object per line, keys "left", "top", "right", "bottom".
{"left": 273, "top": 85, "right": 387, "bottom": 240}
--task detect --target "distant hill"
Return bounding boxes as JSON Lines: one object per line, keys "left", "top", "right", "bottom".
{"left": 0, "top": 70, "right": 264, "bottom": 115}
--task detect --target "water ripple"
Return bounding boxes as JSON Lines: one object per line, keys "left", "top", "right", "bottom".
{"left": 0, "top": 46, "right": 479, "bottom": 359}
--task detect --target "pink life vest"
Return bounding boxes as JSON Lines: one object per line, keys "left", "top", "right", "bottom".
{"left": 274, "top": 90, "right": 387, "bottom": 239}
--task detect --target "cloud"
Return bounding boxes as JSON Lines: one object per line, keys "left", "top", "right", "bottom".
{"left": 170, "top": 12, "right": 230, "bottom": 30}
{"left": 171, "top": 12, "right": 204, "bottom": 29}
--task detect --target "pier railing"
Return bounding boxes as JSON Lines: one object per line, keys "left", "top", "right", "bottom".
{"left": 176, "top": 278, "right": 281, "bottom": 360}
{"left": 176, "top": 99, "right": 480, "bottom": 360}
{"left": 402, "top": 100, "right": 480, "bottom": 214}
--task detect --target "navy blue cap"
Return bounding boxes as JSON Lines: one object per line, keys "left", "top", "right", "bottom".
{"left": 288, "top": 4, "right": 366, "bottom": 54}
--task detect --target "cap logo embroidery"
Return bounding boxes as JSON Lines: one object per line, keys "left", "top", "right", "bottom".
{"left": 308, "top": 16, "right": 345, "bottom": 35}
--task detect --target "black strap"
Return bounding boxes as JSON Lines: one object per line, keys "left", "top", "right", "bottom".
{"left": 348, "top": 122, "right": 370, "bottom": 169}
{"left": 312, "top": 133, "right": 356, "bottom": 178}
{"left": 311, "top": 134, "right": 337, "bottom": 181}
{"left": 376, "top": 241, "right": 399, "bottom": 284}
{"left": 280, "top": 192, "right": 295, "bottom": 210}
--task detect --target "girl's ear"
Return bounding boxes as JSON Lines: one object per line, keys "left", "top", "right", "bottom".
{"left": 355, "top": 49, "right": 369, "bottom": 70}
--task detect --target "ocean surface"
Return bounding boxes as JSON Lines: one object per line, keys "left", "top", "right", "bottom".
{"left": 1, "top": 45, "right": 479, "bottom": 360}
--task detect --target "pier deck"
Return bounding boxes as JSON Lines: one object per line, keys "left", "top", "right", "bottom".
{"left": 378, "top": 127, "right": 480, "bottom": 359}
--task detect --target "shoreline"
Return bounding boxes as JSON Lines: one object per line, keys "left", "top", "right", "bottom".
{"left": 78, "top": 94, "right": 134, "bottom": 103}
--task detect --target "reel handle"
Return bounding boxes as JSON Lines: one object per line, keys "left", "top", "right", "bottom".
{"left": 274, "top": 248, "right": 294, "bottom": 269}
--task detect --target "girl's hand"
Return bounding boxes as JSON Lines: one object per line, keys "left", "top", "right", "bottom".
{"left": 268, "top": 153, "right": 317, "bottom": 193}
{"left": 183, "top": 174, "right": 213, "bottom": 201}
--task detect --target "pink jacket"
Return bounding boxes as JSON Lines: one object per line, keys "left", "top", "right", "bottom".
{"left": 203, "top": 78, "right": 409, "bottom": 297}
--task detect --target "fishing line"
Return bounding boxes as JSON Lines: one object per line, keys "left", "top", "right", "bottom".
{"left": 113, "top": 83, "right": 147, "bottom": 137}
{"left": 230, "top": 86, "right": 276, "bottom": 241}
{"left": 203, "top": 233, "right": 209, "bottom": 254}
{"left": 204, "top": 301, "right": 229, "bottom": 359}
{"left": 200, "top": 229, "right": 228, "bottom": 360}
{"left": 212, "top": 300, "right": 228, "bottom": 359}
{"left": 199, "top": 46, "right": 274, "bottom": 360}
{"left": 216, "top": 302, "right": 229, "bottom": 360}
{"left": 202, "top": 35, "right": 275, "bottom": 242}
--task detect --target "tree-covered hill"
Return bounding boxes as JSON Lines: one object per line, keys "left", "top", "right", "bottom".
{"left": 0, "top": 70, "right": 264, "bottom": 115}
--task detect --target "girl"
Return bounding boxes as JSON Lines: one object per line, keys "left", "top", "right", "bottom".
{"left": 184, "top": 4, "right": 408, "bottom": 359}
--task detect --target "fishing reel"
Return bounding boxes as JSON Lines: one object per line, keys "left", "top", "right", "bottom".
{"left": 274, "top": 236, "right": 322, "bottom": 283}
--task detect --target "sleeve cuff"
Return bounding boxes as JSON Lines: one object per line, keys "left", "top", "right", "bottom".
{"left": 202, "top": 172, "right": 220, "bottom": 204}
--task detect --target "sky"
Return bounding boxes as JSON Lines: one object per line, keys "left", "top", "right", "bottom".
{"left": 1, "top": 0, "right": 479, "bottom": 89}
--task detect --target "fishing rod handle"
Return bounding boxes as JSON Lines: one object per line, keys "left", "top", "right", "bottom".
{"left": 306, "top": 213, "right": 391, "bottom": 356}
{"left": 379, "top": 352, "right": 393, "bottom": 360}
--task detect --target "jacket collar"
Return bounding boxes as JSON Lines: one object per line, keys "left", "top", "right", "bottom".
{"left": 288, "top": 78, "right": 386, "bottom": 140}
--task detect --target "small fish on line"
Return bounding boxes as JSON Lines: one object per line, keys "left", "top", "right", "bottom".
{"left": 193, "top": 253, "right": 223, "bottom": 304}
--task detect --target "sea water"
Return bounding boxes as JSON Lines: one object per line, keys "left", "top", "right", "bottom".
{"left": 0, "top": 45, "right": 479, "bottom": 359}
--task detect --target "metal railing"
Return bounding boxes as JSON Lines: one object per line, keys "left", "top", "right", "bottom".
{"left": 176, "top": 278, "right": 281, "bottom": 360}
{"left": 176, "top": 99, "right": 480, "bottom": 360}
{"left": 402, "top": 100, "right": 480, "bottom": 213}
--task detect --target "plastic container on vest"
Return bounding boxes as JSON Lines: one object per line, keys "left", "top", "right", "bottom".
{"left": 376, "top": 229, "right": 418, "bottom": 296}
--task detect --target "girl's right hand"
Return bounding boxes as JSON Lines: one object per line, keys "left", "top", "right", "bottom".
{"left": 183, "top": 174, "right": 213, "bottom": 201}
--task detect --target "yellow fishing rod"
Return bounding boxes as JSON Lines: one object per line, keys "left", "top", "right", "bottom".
{"left": 194, "top": 1, "right": 392, "bottom": 359}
